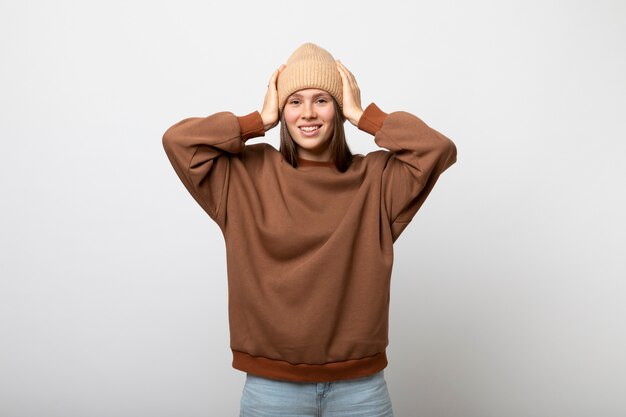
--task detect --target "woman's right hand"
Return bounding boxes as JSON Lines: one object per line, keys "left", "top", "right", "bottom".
{"left": 260, "top": 64, "right": 286, "bottom": 132}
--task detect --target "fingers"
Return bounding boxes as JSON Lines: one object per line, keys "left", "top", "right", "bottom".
{"left": 261, "top": 64, "right": 286, "bottom": 130}
{"left": 336, "top": 60, "right": 361, "bottom": 103}
{"left": 267, "top": 64, "right": 286, "bottom": 88}
{"left": 335, "top": 60, "right": 348, "bottom": 84}
{"left": 335, "top": 60, "right": 363, "bottom": 126}
{"left": 336, "top": 60, "right": 358, "bottom": 89}
{"left": 267, "top": 69, "right": 277, "bottom": 88}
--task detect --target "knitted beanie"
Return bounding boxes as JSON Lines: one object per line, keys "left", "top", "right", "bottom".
{"left": 277, "top": 43, "right": 343, "bottom": 112}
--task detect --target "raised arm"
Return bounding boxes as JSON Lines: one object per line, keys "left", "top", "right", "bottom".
{"left": 358, "top": 103, "right": 457, "bottom": 242}
{"left": 162, "top": 111, "right": 265, "bottom": 225}
{"left": 162, "top": 65, "right": 285, "bottom": 226}
{"left": 336, "top": 60, "right": 457, "bottom": 241}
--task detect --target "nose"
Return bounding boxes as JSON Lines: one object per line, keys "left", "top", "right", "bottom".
{"left": 301, "top": 101, "right": 316, "bottom": 119}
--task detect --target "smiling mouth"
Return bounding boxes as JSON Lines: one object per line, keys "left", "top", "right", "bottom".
{"left": 299, "top": 125, "right": 321, "bottom": 132}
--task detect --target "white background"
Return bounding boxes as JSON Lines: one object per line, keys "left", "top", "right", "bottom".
{"left": 1, "top": 1, "right": 625, "bottom": 416}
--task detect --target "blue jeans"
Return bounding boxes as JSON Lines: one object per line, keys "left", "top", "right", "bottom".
{"left": 239, "top": 370, "right": 394, "bottom": 417}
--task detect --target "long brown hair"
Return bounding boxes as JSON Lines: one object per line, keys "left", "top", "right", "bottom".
{"left": 279, "top": 97, "right": 353, "bottom": 172}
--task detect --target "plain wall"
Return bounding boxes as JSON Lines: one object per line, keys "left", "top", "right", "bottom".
{"left": 1, "top": 0, "right": 625, "bottom": 416}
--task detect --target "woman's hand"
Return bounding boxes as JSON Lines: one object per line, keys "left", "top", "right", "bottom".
{"left": 260, "top": 64, "right": 286, "bottom": 132}
{"left": 336, "top": 60, "right": 364, "bottom": 127}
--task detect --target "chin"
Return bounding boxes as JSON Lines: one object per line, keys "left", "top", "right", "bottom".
{"left": 297, "top": 139, "right": 331, "bottom": 151}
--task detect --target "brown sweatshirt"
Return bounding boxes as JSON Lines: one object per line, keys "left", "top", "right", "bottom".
{"left": 162, "top": 103, "right": 457, "bottom": 382}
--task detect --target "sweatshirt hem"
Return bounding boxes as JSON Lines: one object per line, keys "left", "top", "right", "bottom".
{"left": 231, "top": 350, "right": 388, "bottom": 383}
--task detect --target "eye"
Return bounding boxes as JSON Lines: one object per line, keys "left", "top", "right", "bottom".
{"left": 289, "top": 99, "right": 300, "bottom": 105}
{"left": 317, "top": 98, "right": 328, "bottom": 103}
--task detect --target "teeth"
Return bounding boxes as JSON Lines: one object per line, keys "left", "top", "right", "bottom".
{"left": 300, "top": 126, "right": 320, "bottom": 132}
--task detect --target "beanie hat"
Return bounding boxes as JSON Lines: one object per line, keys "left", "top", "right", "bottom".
{"left": 277, "top": 43, "right": 343, "bottom": 112}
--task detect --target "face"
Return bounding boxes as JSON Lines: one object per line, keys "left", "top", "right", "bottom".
{"left": 283, "top": 88, "right": 335, "bottom": 161}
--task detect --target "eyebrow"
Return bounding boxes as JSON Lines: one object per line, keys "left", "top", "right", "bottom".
{"left": 290, "top": 92, "right": 331, "bottom": 98}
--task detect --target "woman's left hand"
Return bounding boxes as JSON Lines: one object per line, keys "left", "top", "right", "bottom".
{"left": 336, "top": 60, "right": 364, "bottom": 127}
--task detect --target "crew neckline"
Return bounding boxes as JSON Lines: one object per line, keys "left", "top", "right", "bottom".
{"left": 297, "top": 155, "right": 334, "bottom": 167}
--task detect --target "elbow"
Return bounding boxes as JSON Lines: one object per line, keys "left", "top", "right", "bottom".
{"left": 434, "top": 132, "right": 457, "bottom": 169}
{"left": 162, "top": 129, "right": 172, "bottom": 151}
{"left": 162, "top": 117, "right": 197, "bottom": 153}
{"left": 162, "top": 124, "right": 180, "bottom": 155}
{"left": 446, "top": 137, "right": 457, "bottom": 164}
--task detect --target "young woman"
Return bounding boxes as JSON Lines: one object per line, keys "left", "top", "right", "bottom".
{"left": 162, "top": 43, "right": 457, "bottom": 417}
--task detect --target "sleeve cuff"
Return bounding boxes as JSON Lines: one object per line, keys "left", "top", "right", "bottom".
{"left": 357, "top": 103, "right": 389, "bottom": 136}
{"left": 237, "top": 111, "right": 266, "bottom": 141}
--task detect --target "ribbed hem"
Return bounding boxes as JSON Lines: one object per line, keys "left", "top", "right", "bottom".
{"left": 232, "top": 350, "right": 388, "bottom": 383}
{"left": 237, "top": 111, "right": 266, "bottom": 141}
{"left": 358, "top": 103, "right": 389, "bottom": 136}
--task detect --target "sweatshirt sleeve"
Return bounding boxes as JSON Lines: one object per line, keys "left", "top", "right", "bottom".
{"left": 358, "top": 103, "right": 457, "bottom": 242}
{"left": 162, "top": 110, "right": 265, "bottom": 226}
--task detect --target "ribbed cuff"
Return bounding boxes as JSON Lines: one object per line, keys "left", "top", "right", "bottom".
{"left": 357, "top": 103, "right": 388, "bottom": 136}
{"left": 237, "top": 111, "right": 266, "bottom": 141}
